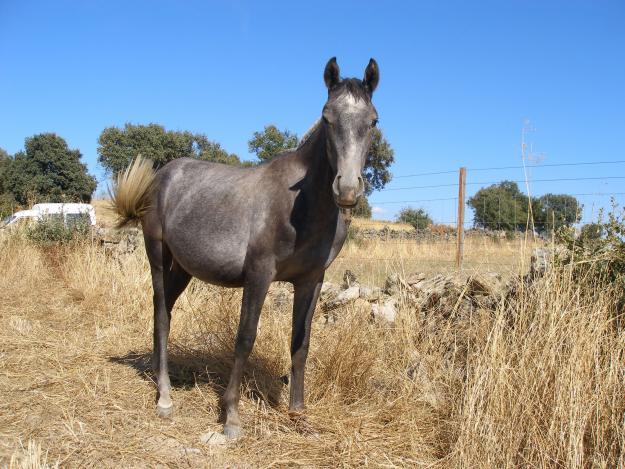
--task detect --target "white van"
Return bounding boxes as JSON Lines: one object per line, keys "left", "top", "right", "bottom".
{"left": 1, "top": 203, "right": 97, "bottom": 229}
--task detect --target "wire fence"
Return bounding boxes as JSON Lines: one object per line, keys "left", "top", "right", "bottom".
{"left": 370, "top": 158, "right": 625, "bottom": 229}
{"left": 343, "top": 159, "right": 625, "bottom": 272}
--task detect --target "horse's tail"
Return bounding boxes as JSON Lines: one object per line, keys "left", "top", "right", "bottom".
{"left": 109, "top": 155, "right": 156, "bottom": 229}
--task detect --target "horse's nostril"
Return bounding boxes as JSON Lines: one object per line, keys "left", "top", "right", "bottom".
{"left": 332, "top": 175, "right": 341, "bottom": 197}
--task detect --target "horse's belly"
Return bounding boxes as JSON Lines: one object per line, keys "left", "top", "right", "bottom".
{"left": 166, "top": 234, "right": 247, "bottom": 287}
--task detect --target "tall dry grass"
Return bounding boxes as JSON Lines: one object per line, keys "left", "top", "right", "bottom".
{"left": 0, "top": 233, "right": 623, "bottom": 467}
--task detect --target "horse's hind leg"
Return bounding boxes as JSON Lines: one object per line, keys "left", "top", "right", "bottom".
{"left": 145, "top": 236, "right": 191, "bottom": 418}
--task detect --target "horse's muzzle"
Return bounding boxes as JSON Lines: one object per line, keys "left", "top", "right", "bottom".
{"left": 332, "top": 174, "right": 364, "bottom": 208}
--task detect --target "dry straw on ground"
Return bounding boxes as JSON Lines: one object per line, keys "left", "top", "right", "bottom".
{"left": 1, "top": 230, "right": 624, "bottom": 468}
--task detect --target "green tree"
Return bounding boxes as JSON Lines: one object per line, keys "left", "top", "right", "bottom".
{"left": 3, "top": 134, "right": 97, "bottom": 205}
{"left": 0, "top": 193, "right": 17, "bottom": 219}
{"left": 363, "top": 128, "right": 394, "bottom": 195}
{"left": 97, "top": 123, "right": 241, "bottom": 174}
{"left": 534, "top": 193, "right": 582, "bottom": 231}
{"left": 0, "top": 148, "right": 17, "bottom": 218}
{"left": 248, "top": 125, "right": 395, "bottom": 194}
{"left": 195, "top": 138, "right": 241, "bottom": 166}
{"left": 467, "top": 181, "right": 530, "bottom": 231}
{"left": 397, "top": 207, "right": 433, "bottom": 230}
{"left": 0, "top": 147, "right": 10, "bottom": 195}
{"left": 247, "top": 125, "right": 299, "bottom": 162}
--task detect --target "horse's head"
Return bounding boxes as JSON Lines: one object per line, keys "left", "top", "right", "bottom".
{"left": 322, "top": 57, "right": 379, "bottom": 209}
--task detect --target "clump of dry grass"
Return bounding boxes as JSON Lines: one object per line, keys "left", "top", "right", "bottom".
{"left": 9, "top": 440, "right": 58, "bottom": 469}
{"left": 452, "top": 269, "right": 625, "bottom": 467}
{"left": 0, "top": 233, "right": 623, "bottom": 467}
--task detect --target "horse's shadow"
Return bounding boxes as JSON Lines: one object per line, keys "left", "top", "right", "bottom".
{"left": 109, "top": 346, "right": 287, "bottom": 416}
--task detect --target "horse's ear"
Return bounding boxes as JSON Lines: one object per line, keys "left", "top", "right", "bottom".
{"left": 363, "top": 58, "right": 379, "bottom": 95}
{"left": 324, "top": 57, "right": 340, "bottom": 90}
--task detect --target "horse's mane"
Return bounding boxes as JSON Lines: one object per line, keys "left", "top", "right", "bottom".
{"left": 295, "top": 118, "right": 321, "bottom": 150}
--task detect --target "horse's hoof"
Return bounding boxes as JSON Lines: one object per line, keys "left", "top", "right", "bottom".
{"left": 289, "top": 412, "right": 315, "bottom": 435}
{"left": 222, "top": 423, "right": 243, "bottom": 440}
{"left": 156, "top": 403, "right": 173, "bottom": 419}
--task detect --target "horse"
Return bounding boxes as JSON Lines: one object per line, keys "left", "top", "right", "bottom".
{"left": 111, "top": 57, "right": 380, "bottom": 438}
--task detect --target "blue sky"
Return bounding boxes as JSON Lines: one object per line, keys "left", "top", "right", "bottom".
{"left": 1, "top": 1, "right": 624, "bottom": 223}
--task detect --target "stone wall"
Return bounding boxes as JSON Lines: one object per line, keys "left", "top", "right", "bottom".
{"left": 348, "top": 225, "right": 515, "bottom": 242}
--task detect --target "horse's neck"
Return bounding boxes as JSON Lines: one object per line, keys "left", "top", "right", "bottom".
{"left": 286, "top": 123, "right": 344, "bottom": 247}
{"left": 296, "top": 124, "right": 336, "bottom": 210}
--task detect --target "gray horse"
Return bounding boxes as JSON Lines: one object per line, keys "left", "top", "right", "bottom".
{"left": 111, "top": 57, "right": 380, "bottom": 438}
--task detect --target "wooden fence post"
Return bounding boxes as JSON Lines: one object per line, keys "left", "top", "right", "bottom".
{"left": 456, "top": 167, "right": 467, "bottom": 271}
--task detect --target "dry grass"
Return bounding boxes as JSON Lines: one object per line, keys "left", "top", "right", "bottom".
{"left": 328, "top": 235, "right": 533, "bottom": 285}
{"left": 91, "top": 200, "right": 118, "bottom": 228}
{"left": 1, "top": 233, "right": 624, "bottom": 468}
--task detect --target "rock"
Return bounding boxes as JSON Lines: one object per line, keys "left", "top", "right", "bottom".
{"left": 530, "top": 247, "right": 568, "bottom": 277}
{"left": 406, "top": 272, "right": 426, "bottom": 286}
{"left": 324, "top": 312, "right": 338, "bottom": 325}
{"left": 322, "top": 284, "right": 362, "bottom": 324}
{"left": 359, "top": 284, "right": 381, "bottom": 301}
{"left": 371, "top": 298, "right": 397, "bottom": 323}
{"left": 383, "top": 273, "right": 409, "bottom": 296}
{"left": 410, "top": 274, "right": 467, "bottom": 313}
{"left": 320, "top": 281, "right": 340, "bottom": 302}
{"left": 324, "top": 285, "right": 360, "bottom": 310}
{"left": 182, "top": 448, "right": 202, "bottom": 455}
{"left": 411, "top": 274, "right": 448, "bottom": 299}
{"left": 200, "top": 431, "right": 228, "bottom": 445}
{"left": 342, "top": 270, "right": 358, "bottom": 289}
{"left": 96, "top": 226, "right": 141, "bottom": 255}
{"left": 466, "top": 272, "right": 504, "bottom": 297}
{"left": 531, "top": 247, "right": 551, "bottom": 276}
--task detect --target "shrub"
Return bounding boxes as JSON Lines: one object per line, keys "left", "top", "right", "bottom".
{"left": 26, "top": 215, "right": 90, "bottom": 245}
{"left": 578, "top": 222, "right": 604, "bottom": 246}
{"left": 556, "top": 203, "right": 625, "bottom": 310}
{"left": 397, "top": 207, "right": 432, "bottom": 230}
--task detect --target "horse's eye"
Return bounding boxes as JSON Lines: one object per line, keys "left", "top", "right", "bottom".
{"left": 371, "top": 119, "right": 379, "bottom": 128}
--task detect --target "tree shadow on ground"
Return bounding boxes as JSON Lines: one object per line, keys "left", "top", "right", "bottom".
{"left": 109, "top": 346, "right": 286, "bottom": 414}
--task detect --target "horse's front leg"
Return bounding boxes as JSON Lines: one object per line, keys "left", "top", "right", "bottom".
{"left": 222, "top": 269, "right": 272, "bottom": 439}
{"left": 289, "top": 272, "right": 324, "bottom": 415}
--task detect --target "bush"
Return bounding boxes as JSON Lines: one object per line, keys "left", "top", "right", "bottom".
{"left": 556, "top": 204, "right": 625, "bottom": 310}
{"left": 397, "top": 207, "right": 432, "bottom": 230}
{"left": 578, "top": 222, "right": 603, "bottom": 245}
{"left": 26, "top": 215, "right": 90, "bottom": 245}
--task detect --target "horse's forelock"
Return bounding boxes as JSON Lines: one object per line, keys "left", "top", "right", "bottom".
{"left": 330, "top": 78, "right": 370, "bottom": 103}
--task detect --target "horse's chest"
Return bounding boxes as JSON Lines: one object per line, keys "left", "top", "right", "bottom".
{"left": 275, "top": 218, "right": 347, "bottom": 280}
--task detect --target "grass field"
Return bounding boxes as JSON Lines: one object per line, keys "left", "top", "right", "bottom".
{"left": 1, "top": 223, "right": 623, "bottom": 467}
